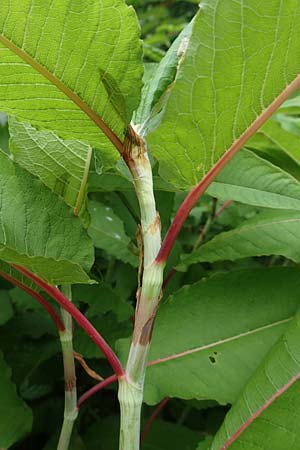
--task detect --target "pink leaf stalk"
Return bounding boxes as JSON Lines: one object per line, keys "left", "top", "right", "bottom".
{"left": 13, "top": 265, "right": 125, "bottom": 377}
{"left": 0, "top": 269, "right": 65, "bottom": 331}
{"left": 156, "top": 76, "right": 300, "bottom": 263}
{"left": 140, "top": 397, "right": 170, "bottom": 445}
{"left": 77, "top": 374, "right": 118, "bottom": 409}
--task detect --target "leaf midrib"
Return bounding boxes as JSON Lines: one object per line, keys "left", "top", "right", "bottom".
{"left": 0, "top": 34, "right": 123, "bottom": 153}
{"left": 148, "top": 317, "right": 292, "bottom": 367}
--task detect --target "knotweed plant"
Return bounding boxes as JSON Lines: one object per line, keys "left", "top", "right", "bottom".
{"left": 0, "top": 1, "right": 300, "bottom": 449}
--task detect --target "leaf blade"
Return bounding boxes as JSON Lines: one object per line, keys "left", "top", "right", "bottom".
{"left": 208, "top": 149, "right": 300, "bottom": 211}
{"left": 179, "top": 210, "right": 300, "bottom": 269}
{"left": 210, "top": 313, "right": 300, "bottom": 450}
{"left": 0, "top": 351, "right": 32, "bottom": 448}
{"left": 0, "top": 150, "right": 94, "bottom": 284}
{"left": 118, "top": 268, "right": 300, "bottom": 405}
{"left": 147, "top": 0, "right": 300, "bottom": 188}
{"left": 0, "top": 0, "right": 143, "bottom": 164}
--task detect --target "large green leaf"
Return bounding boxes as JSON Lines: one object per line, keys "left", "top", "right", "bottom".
{"left": 179, "top": 210, "right": 300, "bottom": 269}
{"left": 9, "top": 117, "right": 92, "bottom": 226}
{"left": 248, "top": 119, "right": 300, "bottom": 167}
{"left": 210, "top": 313, "right": 300, "bottom": 450}
{"left": 0, "top": 0, "right": 143, "bottom": 167}
{"left": 117, "top": 268, "right": 300, "bottom": 405}
{"left": 88, "top": 201, "right": 138, "bottom": 267}
{"left": 147, "top": 0, "right": 300, "bottom": 189}
{"left": 0, "top": 351, "right": 32, "bottom": 448}
{"left": 207, "top": 150, "right": 300, "bottom": 210}
{"left": 0, "top": 150, "right": 94, "bottom": 284}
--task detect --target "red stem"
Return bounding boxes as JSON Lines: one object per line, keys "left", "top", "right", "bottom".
{"left": 162, "top": 268, "right": 177, "bottom": 290}
{"left": 162, "top": 199, "right": 231, "bottom": 289}
{"left": 220, "top": 372, "right": 300, "bottom": 449}
{"left": 156, "top": 76, "right": 300, "bottom": 263}
{"left": 77, "top": 374, "right": 118, "bottom": 409}
{"left": 0, "top": 269, "right": 65, "bottom": 331}
{"left": 13, "top": 265, "right": 125, "bottom": 377}
{"left": 214, "top": 200, "right": 232, "bottom": 219}
{"left": 140, "top": 397, "right": 170, "bottom": 446}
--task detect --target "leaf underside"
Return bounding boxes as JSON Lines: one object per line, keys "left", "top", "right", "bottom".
{"left": 0, "top": 0, "right": 143, "bottom": 167}
{"left": 0, "top": 150, "right": 94, "bottom": 284}
{"left": 9, "top": 117, "right": 92, "bottom": 227}
{"left": 147, "top": 0, "right": 300, "bottom": 189}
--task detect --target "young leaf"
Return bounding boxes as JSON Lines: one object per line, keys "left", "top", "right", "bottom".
{"left": 88, "top": 201, "right": 138, "bottom": 267}
{"left": 179, "top": 210, "right": 300, "bottom": 269}
{"left": 147, "top": 0, "right": 300, "bottom": 188}
{"left": 134, "top": 19, "right": 194, "bottom": 134}
{"left": 210, "top": 313, "right": 300, "bottom": 450}
{"left": 0, "top": 150, "right": 94, "bottom": 284}
{"left": 9, "top": 117, "right": 92, "bottom": 226}
{"left": 0, "top": 351, "right": 32, "bottom": 448}
{"left": 0, "top": 0, "right": 143, "bottom": 164}
{"left": 118, "top": 268, "right": 300, "bottom": 405}
{"left": 207, "top": 149, "right": 300, "bottom": 210}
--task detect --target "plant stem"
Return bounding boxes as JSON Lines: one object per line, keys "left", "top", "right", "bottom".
{"left": 77, "top": 374, "right": 118, "bottom": 409}
{"left": 213, "top": 199, "right": 232, "bottom": 219}
{"left": 118, "top": 127, "right": 164, "bottom": 450}
{"left": 57, "top": 285, "right": 77, "bottom": 450}
{"left": 118, "top": 377, "right": 144, "bottom": 450}
{"left": 193, "top": 197, "right": 217, "bottom": 250}
{"left": 141, "top": 397, "right": 170, "bottom": 445}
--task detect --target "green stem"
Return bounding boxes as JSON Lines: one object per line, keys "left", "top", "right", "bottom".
{"left": 118, "top": 377, "right": 143, "bottom": 450}
{"left": 57, "top": 285, "right": 78, "bottom": 450}
{"left": 118, "top": 128, "right": 164, "bottom": 450}
{"left": 193, "top": 197, "right": 217, "bottom": 250}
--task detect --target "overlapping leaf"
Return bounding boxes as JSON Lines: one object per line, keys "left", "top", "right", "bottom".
{"left": 147, "top": 0, "right": 300, "bottom": 189}
{"left": 179, "top": 210, "right": 300, "bottom": 269}
{"left": 248, "top": 119, "right": 300, "bottom": 167}
{"left": 0, "top": 0, "right": 143, "bottom": 167}
{"left": 0, "top": 150, "right": 94, "bottom": 284}
{"left": 210, "top": 313, "right": 300, "bottom": 450}
{"left": 88, "top": 201, "right": 138, "bottom": 267}
{"left": 208, "top": 150, "right": 300, "bottom": 210}
{"left": 9, "top": 117, "right": 92, "bottom": 226}
{"left": 0, "top": 351, "right": 32, "bottom": 448}
{"left": 118, "top": 268, "right": 300, "bottom": 405}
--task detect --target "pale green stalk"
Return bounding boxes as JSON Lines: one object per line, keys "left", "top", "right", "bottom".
{"left": 118, "top": 129, "right": 165, "bottom": 450}
{"left": 57, "top": 285, "right": 78, "bottom": 450}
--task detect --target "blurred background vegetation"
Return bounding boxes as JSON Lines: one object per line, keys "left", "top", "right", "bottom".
{"left": 129, "top": 0, "right": 198, "bottom": 61}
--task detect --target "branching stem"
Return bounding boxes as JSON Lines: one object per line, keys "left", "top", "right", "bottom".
{"left": 118, "top": 127, "right": 164, "bottom": 450}
{"left": 12, "top": 265, "right": 125, "bottom": 377}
